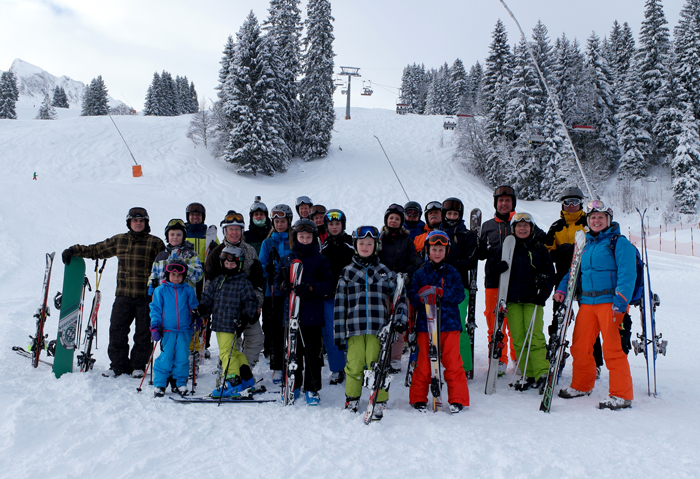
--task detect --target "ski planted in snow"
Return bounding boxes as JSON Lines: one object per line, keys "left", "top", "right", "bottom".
{"left": 363, "top": 273, "right": 406, "bottom": 424}
{"left": 283, "top": 259, "right": 304, "bottom": 406}
{"left": 26, "top": 252, "right": 56, "bottom": 368}
{"left": 485, "top": 235, "right": 515, "bottom": 395}
{"left": 77, "top": 259, "right": 106, "bottom": 372}
{"left": 53, "top": 257, "right": 87, "bottom": 378}
{"left": 540, "top": 230, "right": 586, "bottom": 412}
{"left": 466, "top": 208, "right": 481, "bottom": 380}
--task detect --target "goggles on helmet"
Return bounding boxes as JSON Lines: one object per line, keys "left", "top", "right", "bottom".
{"left": 426, "top": 232, "right": 450, "bottom": 247}
{"left": 167, "top": 218, "right": 185, "bottom": 228}
{"left": 387, "top": 203, "right": 405, "bottom": 214}
{"left": 442, "top": 199, "right": 463, "bottom": 212}
{"left": 127, "top": 207, "right": 149, "bottom": 220}
{"left": 512, "top": 212, "right": 534, "bottom": 224}
{"left": 425, "top": 201, "right": 442, "bottom": 212}
{"left": 271, "top": 209, "right": 287, "bottom": 219}
{"left": 296, "top": 196, "right": 313, "bottom": 207}
{"left": 221, "top": 212, "right": 245, "bottom": 228}
{"left": 586, "top": 200, "right": 612, "bottom": 216}
{"left": 353, "top": 225, "right": 379, "bottom": 240}
{"left": 220, "top": 252, "right": 241, "bottom": 263}
{"left": 310, "top": 205, "right": 327, "bottom": 216}
{"left": 186, "top": 203, "right": 205, "bottom": 214}
{"left": 405, "top": 209, "right": 420, "bottom": 218}
{"left": 326, "top": 210, "right": 343, "bottom": 222}
{"left": 165, "top": 263, "right": 186, "bottom": 274}
{"left": 562, "top": 198, "right": 582, "bottom": 207}
{"left": 494, "top": 186, "right": 515, "bottom": 197}
{"left": 293, "top": 222, "right": 317, "bottom": 234}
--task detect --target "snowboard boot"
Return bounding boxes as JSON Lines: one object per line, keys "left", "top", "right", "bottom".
{"left": 306, "top": 391, "right": 320, "bottom": 406}
{"left": 154, "top": 387, "right": 166, "bottom": 398}
{"left": 372, "top": 401, "right": 387, "bottom": 420}
{"left": 344, "top": 396, "right": 360, "bottom": 412}
{"left": 329, "top": 370, "right": 345, "bottom": 385}
{"left": 449, "top": 403, "right": 465, "bottom": 414}
{"left": 599, "top": 396, "right": 632, "bottom": 410}
{"left": 558, "top": 386, "right": 592, "bottom": 399}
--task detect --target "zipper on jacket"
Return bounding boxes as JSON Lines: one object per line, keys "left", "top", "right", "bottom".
{"left": 174, "top": 283, "right": 179, "bottom": 330}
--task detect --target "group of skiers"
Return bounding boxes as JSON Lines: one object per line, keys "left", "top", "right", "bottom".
{"left": 59, "top": 185, "right": 637, "bottom": 416}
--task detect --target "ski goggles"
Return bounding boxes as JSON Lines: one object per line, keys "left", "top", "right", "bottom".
{"left": 293, "top": 222, "right": 317, "bottom": 234}
{"left": 562, "top": 198, "right": 583, "bottom": 207}
{"left": 220, "top": 252, "right": 241, "bottom": 263}
{"left": 167, "top": 219, "right": 185, "bottom": 228}
{"left": 387, "top": 203, "right": 404, "bottom": 214}
{"left": 426, "top": 232, "right": 450, "bottom": 247}
{"left": 425, "top": 201, "right": 442, "bottom": 212}
{"left": 404, "top": 208, "right": 420, "bottom": 219}
{"left": 512, "top": 212, "right": 534, "bottom": 224}
{"left": 586, "top": 200, "right": 613, "bottom": 216}
{"left": 270, "top": 208, "right": 288, "bottom": 219}
{"left": 296, "top": 195, "right": 313, "bottom": 207}
{"left": 221, "top": 212, "right": 245, "bottom": 225}
{"left": 353, "top": 225, "right": 379, "bottom": 240}
{"left": 441, "top": 199, "right": 463, "bottom": 212}
{"left": 310, "top": 205, "right": 327, "bottom": 216}
{"left": 127, "top": 207, "right": 149, "bottom": 220}
{"left": 165, "top": 263, "right": 186, "bottom": 274}
{"left": 186, "top": 203, "right": 205, "bottom": 214}
{"left": 325, "top": 210, "right": 344, "bottom": 222}
{"left": 494, "top": 185, "right": 515, "bottom": 197}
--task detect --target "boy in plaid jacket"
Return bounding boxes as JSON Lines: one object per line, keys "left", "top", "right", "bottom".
{"left": 334, "top": 226, "right": 407, "bottom": 417}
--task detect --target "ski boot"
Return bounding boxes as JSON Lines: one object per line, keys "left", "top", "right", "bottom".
{"left": 599, "top": 396, "right": 632, "bottom": 410}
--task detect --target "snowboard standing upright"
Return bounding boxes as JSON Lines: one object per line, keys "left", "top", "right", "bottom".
{"left": 484, "top": 235, "right": 515, "bottom": 395}
{"left": 53, "top": 257, "right": 86, "bottom": 378}
{"left": 466, "top": 208, "right": 481, "bottom": 380}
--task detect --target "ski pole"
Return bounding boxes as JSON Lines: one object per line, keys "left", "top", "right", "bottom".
{"left": 218, "top": 332, "right": 238, "bottom": 407}
{"left": 137, "top": 341, "right": 158, "bottom": 393}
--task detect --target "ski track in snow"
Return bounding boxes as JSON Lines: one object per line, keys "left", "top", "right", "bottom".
{"left": 1, "top": 108, "right": 699, "bottom": 478}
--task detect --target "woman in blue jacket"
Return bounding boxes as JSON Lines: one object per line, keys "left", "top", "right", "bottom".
{"left": 553, "top": 201, "right": 635, "bottom": 410}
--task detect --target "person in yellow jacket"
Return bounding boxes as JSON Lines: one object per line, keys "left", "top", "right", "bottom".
{"left": 544, "top": 186, "right": 603, "bottom": 375}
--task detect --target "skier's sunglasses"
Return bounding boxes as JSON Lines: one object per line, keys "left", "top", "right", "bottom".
{"left": 165, "top": 263, "right": 186, "bottom": 274}
{"left": 427, "top": 233, "right": 450, "bottom": 246}
{"left": 512, "top": 212, "right": 534, "bottom": 223}
{"left": 494, "top": 186, "right": 515, "bottom": 197}
{"left": 326, "top": 211, "right": 343, "bottom": 222}
{"left": 270, "top": 209, "right": 288, "bottom": 219}
{"left": 562, "top": 198, "right": 582, "bottom": 207}
{"left": 354, "top": 225, "right": 379, "bottom": 239}
{"left": 441, "top": 199, "right": 462, "bottom": 212}
{"left": 127, "top": 207, "right": 149, "bottom": 220}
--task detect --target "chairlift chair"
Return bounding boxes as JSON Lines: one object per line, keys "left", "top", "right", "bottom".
{"left": 443, "top": 116, "right": 457, "bottom": 130}
{"left": 361, "top": 81, "right": 373, "bottom": 96}
{"left": 571, "top": 124, "right": 596, "bottom": 133}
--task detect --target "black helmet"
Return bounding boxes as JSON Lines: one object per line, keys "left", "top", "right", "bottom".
{"left": 186, "top": 202, "right": 206, "bottom": 223}
{"left": 291, "top": 218, "right": 318, "bottom": 244}
{"left": 493, "top": 185, "right": 517, "bottom": 210}
{"left": 441, "top": 197, "right": 464, "bottom": 226}
{"left": 165, "top": 257, "right": 188, "bottom": 279}
{"left": 164, "top": 218, "right": 187, "bottom": 241}
{"left": 558, "top": 186, "right": 585, "bottom": 202}
{"left": 249, "top": 196, "right": 269, "bottom": 224}
{"left": 126, "top": 207, "right": 150, "bottom": 233}
{"left": 219, "top": 245, "right": 244, "bottom": 273}
{"left": 383, "top": 203, "right": 405, "bottom": 227}
{"left": 424, "top": 201, "right": 442, "bottom": 225}
{"left": 324, "top": 209, "right": 347, "bottom": 232}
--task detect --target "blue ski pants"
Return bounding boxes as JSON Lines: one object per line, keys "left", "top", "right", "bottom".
{"left": 153, "top": 330, "right": 193, "bottom": 388}
{"left": 322, "top": 299, "right": 346, "bottom": 372}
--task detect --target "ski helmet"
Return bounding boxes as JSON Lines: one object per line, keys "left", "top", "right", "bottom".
{"left": 164, "top": 218, "right": 187, "bottom": 241}
{"left": 585, "top": 200, "right": 613, "bottom": 227}
{"left": 424, "top": 201, "right": 443, "bottom": 225}
{"left": 324, "top": 209, "right": 347, "bottom": 232}
{"left": 186, "top": 202, "right": 206, "bottom": 223}
{"left": 165, "top": 257, "right": 188, "bottom": 278}
{"left": 220, "top": 211, "right": 245, "bottom": 232}
{"left": 493, "top": 185, "right": 517, "bottom": 210}
{"left": 219, "top": 245, "right": 244, "bottom": 273}
{"left": 383, "top": 203, "right": 405, "bottom": 227}
{"left": 351, "top": 225, "right": 380, "bottom": 256}
{"left": 510, "top": 212, "right": 536, "bottom": 238}
{"left": 310, "top": 204, "right": 327, "bottom": 220}
{"left": 126, "top": 207, "right": 150, "bottom": 233}
{"left": 441, "top": 197, "right": 464, "bottom": 225}
{"left": 270, "top": 204, "right": 293, "bottom": 229}
{"left": 404, "top": 201, "right": 423, "bottom": 221}
{"left": 295, "top": 196, "right": 313, "bottom": 216}
{"left": 425, "top": 230, "right": 451, "bottom": 257}
{"left": 558, "top": 186, "right": 584, "bottom": 202}
{"left": 291, "top": 218, "right": 318, "bottom": 245}
{"left": 249, "top": 196, "right": 269, "bottom": 225}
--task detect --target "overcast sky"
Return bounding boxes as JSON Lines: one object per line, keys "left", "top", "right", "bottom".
{"left": 0, "top": 0, "right": 687, "bottom": 111}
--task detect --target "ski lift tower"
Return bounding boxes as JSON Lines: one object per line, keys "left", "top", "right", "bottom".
{"left": 339, "top": 66, "right": 360, "bottom": 120}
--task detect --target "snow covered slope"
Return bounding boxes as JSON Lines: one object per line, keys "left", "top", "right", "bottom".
{"left": 0, "top": 109, "right": 697, "bottom": 478}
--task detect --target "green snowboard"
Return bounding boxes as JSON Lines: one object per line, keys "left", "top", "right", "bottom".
{"left": 53, "top": 258, "right": 86, "bottom": 378}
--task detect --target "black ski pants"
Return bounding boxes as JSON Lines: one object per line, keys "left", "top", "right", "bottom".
{"left": 264, "top": 295, "right": 286, "bottom": 370}
{"left": 108, "top": 296, "right": 151, "bottom": 373}
{"left": 292, "top": 324, "right": 323, "bottom": 393}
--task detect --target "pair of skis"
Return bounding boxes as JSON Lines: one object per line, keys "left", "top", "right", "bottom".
{"left": 539, "top": 230, "right": 586, "bottom": 412}
{"left": 631, "top": 208, "right": 667, "bottom": 397}
{"left": 282, "top": 259, "right": 304, "bottom": 406}
{"left": 363, "top": 273, "right": 406, "bottom": 423}
{"left": 485, "top": 235, "right": 515, "bottom": 395}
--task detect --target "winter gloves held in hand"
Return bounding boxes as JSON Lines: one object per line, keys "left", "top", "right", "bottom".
{"left": 418, "top": 285, "right": 443, "bottom": 305}
{"left": 293, "top": 283, "right": 313, "bottom": 297}
{"left": 150, "top": 327, "right": 162, "bottom": 342}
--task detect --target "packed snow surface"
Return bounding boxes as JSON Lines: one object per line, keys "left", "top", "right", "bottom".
{"left": 0, "top": 108, "right": 698, "bottom": 478}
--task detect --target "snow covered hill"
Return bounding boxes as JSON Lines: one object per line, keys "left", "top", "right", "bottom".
{"left": 0, "top": 109, "right": 697, "bottom": 478}
{"left": 2, "top": 58, "right": 126, "bottom": 114}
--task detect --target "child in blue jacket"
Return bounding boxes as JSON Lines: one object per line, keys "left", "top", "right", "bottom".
{"left": 149, "top": 258, "right": 199, "bottom": 397}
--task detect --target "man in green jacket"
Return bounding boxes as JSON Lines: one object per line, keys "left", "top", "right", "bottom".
{"left": 62, "top": 207, "right": 165, "bottom": 377}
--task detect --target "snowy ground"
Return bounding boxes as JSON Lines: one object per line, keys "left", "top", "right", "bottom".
{"left": 1, "top": 107, "right": 698, "bottom": 478}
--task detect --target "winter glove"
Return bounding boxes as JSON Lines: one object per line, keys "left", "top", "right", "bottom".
{"left": 208, "top": 241, "right": 217, "bottom": 253}
{"left": 150, "top": 327, "right": 163, "bottom": 342}
{"left": 334, "top": 340, "right": 346, "bottom": 352}
{"left": 293, "top": 283, "right": 313, "bottom": 297}
{"left": 418, "top": 286, "right": 443, "bottom": 305}
{"left": 191, "top": 315, "right": 203, "bottom": 332}
{"left": 612, "top": 292, "right": 628, "bottom": 313}
{"left": 493, "top": 260, "right": 509, "bottom": 275}
{"left": 61, "top": 248, "right": 73, "bottom": 265}
{"left": 265, "top": 260, "right": 277, "bottom": 277}
{"left": 235, "top": 319, "right": 247, "bottom": 336}
{"left": 612, "top": 311, "right": 626, "bottom": 328}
